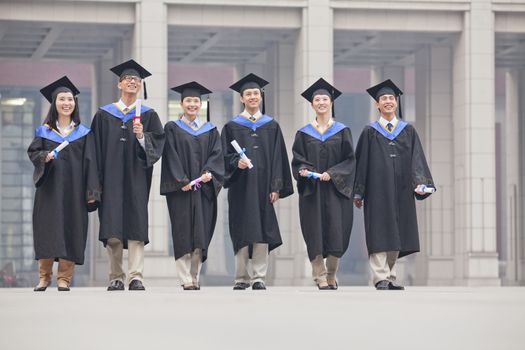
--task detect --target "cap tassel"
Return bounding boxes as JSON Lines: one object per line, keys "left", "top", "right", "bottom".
{"left": 331, "top": 89, "right": 336, "bottom": 120}
{"left": 398, "top": 95, "right": 403, "bottom": 119}
{"left": 206, "top": 96, "right": 210, "bottom": 122}
{"left": 262, "top": 89, "right": 266, "bottom": 115}
{"left": 143, "top": 80, "right": 148, "bottom": 100}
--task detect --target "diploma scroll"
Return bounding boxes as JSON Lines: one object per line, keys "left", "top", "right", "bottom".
{"left": 51, "top": 140, "right": 69, "bottom": 159}
{"left": 133, "top": 99, "right": 142, "bottom": 124}
{"left": 190, "top": 173, "right": 213, "bottom": 191}
{"left": 414, "top": 184, "right": 436, "bottom": 194}
{"left": 306, "top": 171, "right": 322, "bottom": 180}
{"left": 231, "top": 140, "right": 253, "bottom": 169}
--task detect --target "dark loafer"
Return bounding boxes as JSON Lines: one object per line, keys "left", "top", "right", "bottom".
{"left": 251, "top": 282, "right": 266, "bottom": 290}
{"left": 183, "top": 285, "right": 196, "bottom": 290}
{"left": 375, "top": 280, "right": 390, "bottom": 290}
{"left": 388, "top": 281, "right": 405, "bottom": 290}
{"left": 33, "top": 285, "right": 48, "bottom": 292}
{"left": 57, "top": 286, "right": 70, "bottom": 291}
{"left": 233, "top": 282, "right": 250, "bottom": 290}
{"left": 107, "top": 280, "right": 125, "bottom": 291}
{"left": 317, "top": 284, "right": 331, "bottom": 290}
{"left": 328, "top": 281, "right": 338, "bottom": 290}
{"left": 128, "top": 279, "right": 146, "bottom": 291}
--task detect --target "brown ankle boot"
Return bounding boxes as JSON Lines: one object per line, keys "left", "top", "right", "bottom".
{"left": 34, "top": 259, "right": 53, "bottom": 291}
{"left": 57, "top": 259, "right": 75, "bottom": 291}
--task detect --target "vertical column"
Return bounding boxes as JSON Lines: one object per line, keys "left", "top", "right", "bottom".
{"left": 414, "top": 46, "right": 455, "bottom": 285}
{"left": 518, "top": 69, "right": 525, "bottom": 282}
{"left": 504, "top": 69, "right": 521, "bottom": 284}
{"left": 134, "top": 0, "right": 171, "bottom": 279}
{"left": 452, "top": 1, "right": 500, "bottom": 285}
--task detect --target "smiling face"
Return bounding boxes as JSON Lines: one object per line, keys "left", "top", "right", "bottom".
{"left": 311, "top": 94, "right": 332, "bottom": 116}
{"left": 376, "top": 94, "right": 398, "bottom": 116}
{"left": 240, "top": 88, "right": 261, "bottom": 111}
{"left": 55, "top": 92, "right": 75, "bottom": 119}
{"left": 181, "top": 96, "right": 202, "bottom": 119}
{"left": 118, "top": 75, "right": 141, "bottom": 96}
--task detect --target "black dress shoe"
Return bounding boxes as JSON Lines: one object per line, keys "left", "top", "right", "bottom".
{"left": 251, "top": 282, "right": 266, "bottom": 290}
{"left": 57, "top": 286, "right": 70, "bottom": 291}
{"left": 233, "top": 282, "right": 250, "bottom": 290}
{"left": 183, "top": 285, "right": 196, "bottom": 290}
{"left": 375, "top": 280, "right": 390, "bottom": 290}
{"left": 128, "top": 279, "right": 146, "bottom": 291}
{"left": 193, "top": 284, "right": 201, "bottom": 290}
{"left": 328, "top": 281, "right": 338, "bottom": 290}
{"left": 388, "top": 281, "right": 405, "bottom": 290}
{"left": 107, "top": 280, "right": 125, "bottom": 291}
{"left": 33, "top": 285, "right": 48, "bottom": 292}
{"left": 317, "top": 284, "right": 331, "bottom": 290}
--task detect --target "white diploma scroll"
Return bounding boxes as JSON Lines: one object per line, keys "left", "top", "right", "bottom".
{"left": 414, "top": 184, "right": 436, "bottom": 194}
{"left": 231, "top": 140, "right": 253, "bottom": 169}
{"left": 51, "top": 140, "right": 69, "bottom": 158}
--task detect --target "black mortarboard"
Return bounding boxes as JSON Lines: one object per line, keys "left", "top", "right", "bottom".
{"left": 171, "top": 81, "right": 213, "bottom": 122}
{"left": 301, "top": 78, "right": 342, "bottom": 119}
{"left": 40, "top": 76, "right": 80, "bottom": 103}
{"left": 366, "top": 79, "right": 404, "bottom": 119}
{"left": 230, "top": 73, "right": 269, "bottom": 114}
{"left": 110, "top": 59, "right": 152, "bottom": 99}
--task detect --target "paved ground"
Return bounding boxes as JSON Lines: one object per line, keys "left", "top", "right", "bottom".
{"left": 0, "top": 286, "right": 524, "bottom": 350}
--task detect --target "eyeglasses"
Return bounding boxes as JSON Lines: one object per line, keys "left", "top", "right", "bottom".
{"left": 122, "top": 75, "right": 141, "bottom": 83}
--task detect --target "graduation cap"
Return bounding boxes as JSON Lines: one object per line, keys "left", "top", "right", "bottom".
{"left": 366, "top": 79, "right": 404, "bottom": 119}
{"left": 301, "top": 78, "right": 342, "bottom": 119}
{"left": 40, "top": 76, "right": 80, "bottom": 103}
{"left": 171, "top": 81, "right": 213, "bottom": 122}
{"left": 229, "top": 73, "right": 269, "bottom": 114}
{"left": 110, "top": 59, "right": 152, "bottom": 99}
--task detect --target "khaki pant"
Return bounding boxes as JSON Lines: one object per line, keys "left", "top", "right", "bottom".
{"left": 369, "top": 251, "right": 399, "bottom": 285}
{"left": 311, "top": 255, "right": 339, "bottom": 284}
{"left": 235, "top": 243, "right": 268, "bottom": 284}
{"left": 175, "top": 249, "right": 202, "bottom": 286}
{"left": 37, "top": 258, "right": 75, "bottom": 288}
{"left": 106, "top": 238, "right": 144, "bottom": 283}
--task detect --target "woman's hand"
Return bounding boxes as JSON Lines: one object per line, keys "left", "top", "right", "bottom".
{"left": 45, "top": 152, "right": 54, "bottom": 163}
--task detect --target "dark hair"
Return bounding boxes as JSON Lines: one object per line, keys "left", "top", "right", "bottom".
{"left": 42, "top": 91, "right": 81, "bottom": 128}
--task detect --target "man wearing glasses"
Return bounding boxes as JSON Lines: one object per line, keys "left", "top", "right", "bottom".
{"left": 90, "top": 59, "right": 165, "bottom": 291}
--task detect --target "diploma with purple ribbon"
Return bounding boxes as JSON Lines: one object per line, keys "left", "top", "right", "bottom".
{"left": 414, "top": 184, "right": 436, "bottom": 193}
{"left": 231, "top": 140, "right": 253, "bottom": 169}
{"left": 51, "top": 140, "right": 69, "bottom": 159}
{"left": 190, "top": 173, "right": 212, "bottom": 191}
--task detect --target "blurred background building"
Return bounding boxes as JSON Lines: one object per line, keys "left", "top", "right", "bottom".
{"left": 0, "top": 0, "right": 524, "bottom": 287}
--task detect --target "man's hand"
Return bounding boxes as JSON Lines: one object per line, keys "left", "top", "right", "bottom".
{"left": 133, "top": 121, "right": 144, "bottom": 139}
{"left": 320, "top": 172, "right": 331, "bottom": 181}
{"left": 353, "top": 198, "right": 363, "bottom": 209}
{"left": 238, "top": 158, "right": 250, "bottom": 169}
{"left": 299, "top": 169, "right": 309, "bottom": 177}
{"left": 269, "top": 192, "right": 279, "bottom": 204}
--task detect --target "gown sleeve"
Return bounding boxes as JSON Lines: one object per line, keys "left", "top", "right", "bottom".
{"left": 160, "top": 123, "right": 190, "bottom": 195}
{"left": 411, "top": 128, "right": 436, "bottom": 200}
{"left": 220, "top": 124, "right": 242, "bottom": 188}
{"left": 353, "top": 127, "right": 370, "bottom": 199}
{"left": 139, "top": 110, "right": 165, "bottom": 168}
{"left": 201, "top": 128, "right": 225, "bottom": 197}
{"left": 270, "top": 123, "right": 294, "bottom": 198}
{"left": 326, "top": 128, "right": 356, "bottom": 199}
{"left": 27, "top": 137, "right": 50, "bottom": 187}
{"left": 291, "top": 131, "right": 316, "bottom": 196}
{"left": 83, "top": 131, "right": 102, "bottom": 212}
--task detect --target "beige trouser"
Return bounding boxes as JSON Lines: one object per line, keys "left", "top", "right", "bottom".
{"left": 175, "top": 249, "right": 202, "bottom": 286}
{"left": 106, "top": 238, "right": 144, "bottom": 283}
{"left": 311, "top": 255, "right": 339, "bottom": 284}
{"left": 235, "top": 243, "right": 268, "bottom": 284}
{"left": 369, "top": 251, "right": 399, "bottom": 285}
{"left": 37, "top": 258, "right": 75, "bottom": 287}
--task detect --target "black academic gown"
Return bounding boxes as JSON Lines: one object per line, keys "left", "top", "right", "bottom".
{"left": 291, "top": 122, "right": 355, "bottom": 261}
{"left": 221, "top": 114, "right": 293, "bottom": 255}
{"left": 90, "top": 103, "right": 165, "bottom": 248}
{"left": 160, "top": 119, "right": 224, "bottom": 262}
{"left": 27, "top": 124, "right": 101, "bottom": 265}
{"left": 353, "top": 120, "right": 435, "bottom": 258}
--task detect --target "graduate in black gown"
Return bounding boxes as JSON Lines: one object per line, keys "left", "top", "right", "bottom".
{"left": 160, "top": 81, "right": 224, "bottom": 290}
{"left": 292, "top": 78, "right": 355, "bottom": 290}
{"left": 27, "top": 76, "right": 100, "bottom": 291}
{"left": 353, "top": 79, "right": 435, "bottom": 290}
{"left": 90, "top": 60, "right": 165, "bottom": 291}
{"left": 221, "top": 73, "right": 293, "bottom": 290}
